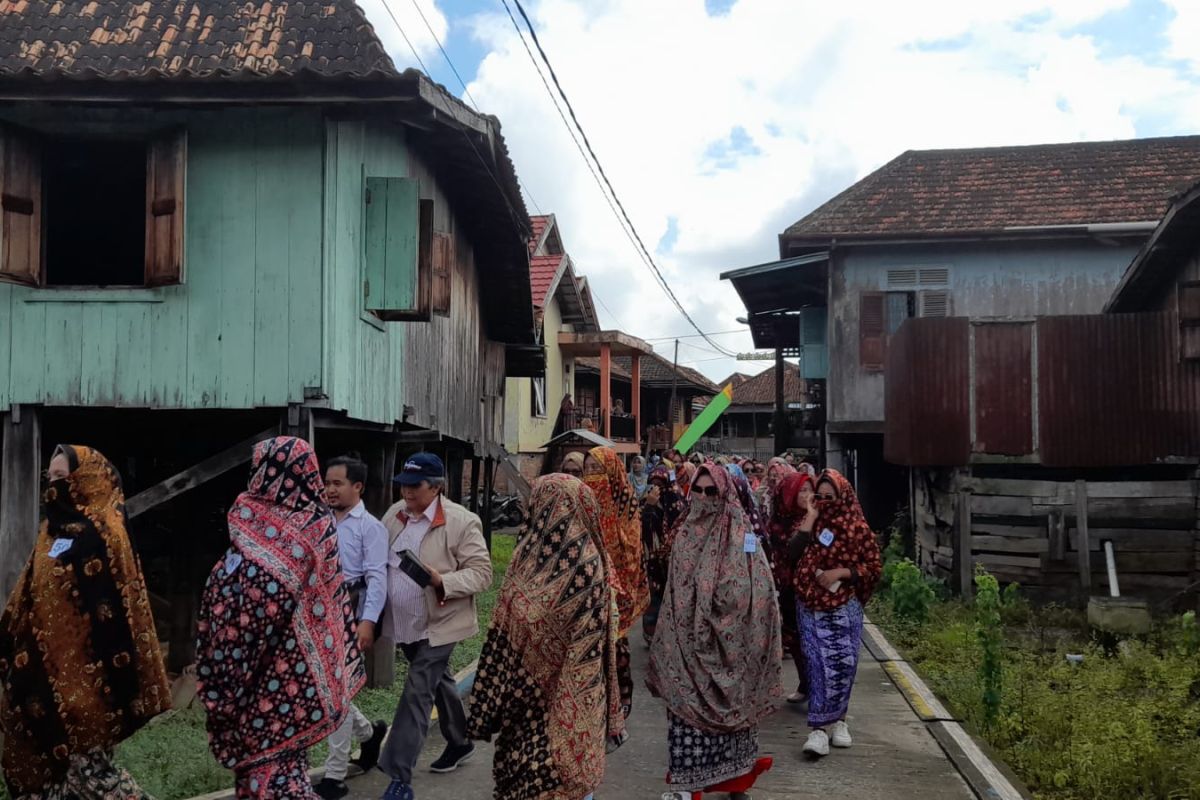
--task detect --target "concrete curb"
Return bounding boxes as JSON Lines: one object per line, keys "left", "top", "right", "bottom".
{"left": 865, "top": 615, "right": 1032, "bottom": 800}
{"left": 182, "top": 661, "right": 480, "bottom": 800}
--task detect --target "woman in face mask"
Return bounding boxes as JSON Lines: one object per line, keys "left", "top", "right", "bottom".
{"left": 583, "top": 447, "right": 648, "bottom": 718}
{"left": 791, "top": 469, "right": 882, "bottom": 759}
{"left": 647, "top": 464, "right": 782, "bottom": 800}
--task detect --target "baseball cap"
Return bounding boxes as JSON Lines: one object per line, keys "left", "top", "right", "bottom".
{"left": 393, "top": 453, "right": 445, "bottom": 485}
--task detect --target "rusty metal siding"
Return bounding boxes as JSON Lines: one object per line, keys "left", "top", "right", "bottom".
{"left": 884, "top": 317, "right": 970, "bottom": 465}
{"left": 1037, "top": 313, "right": 1200, "bottom": 467}
{"left": 973, "top": 323, "right": 1033, "bottom": 456}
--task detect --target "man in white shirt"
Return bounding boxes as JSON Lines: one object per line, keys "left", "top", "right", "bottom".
{"left": 377, "top": 454, "right": 492, "bottom": 800}
{"left": 314, "top": 455, "right": 390, "bottom": 800}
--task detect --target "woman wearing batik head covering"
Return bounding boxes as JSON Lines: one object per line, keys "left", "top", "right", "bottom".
{"left": 647, "top": 465, "right": 783, "bottom": 800}
{"left": 467, "top": 475, "right": 625, "bottom": 800}
{"left": 724, "top": 464, "right": 767, "bottom": 547}
{"left": 793, "top": 469, "right": 882, "bottom": 759}
{"left": 628, "top": 455, "right": 649, "bottom": 500}
{"left": 768, "top": 473, "right": 814, "bottom": 704}
{"left": 639, "top": 465, "right": 688, "bottom": 645}
{"left": 583, "top": 446, "right": 648, "bottom": 718}
{"left": 675, "top": 461, "right": 697, "bottom": 499}
{"left": 758, "top": 457, "right": 796, "bottom": 518}
{"left": 0, "top": 446, "right": 170, "bottom": 800}
{"left": 196, "top": 437, "right": 365, "bottom": 799}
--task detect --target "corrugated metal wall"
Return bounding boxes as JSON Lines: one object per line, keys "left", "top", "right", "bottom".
{"left": 884, "top": 317, "right": 970, "bottom": 465}
{"left": 886, "top": 312, "right": 1200, "bottom": 467}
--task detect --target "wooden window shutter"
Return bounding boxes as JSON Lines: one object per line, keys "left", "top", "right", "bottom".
{"left": 363, "top": 177, "right": 430, "bottom": 320}
{"left": 1177, "top": 281, "right": 1200, "bottom": 360}
{"left": 0, "top": 124, "right": 42, "bottom": 286}
{"left": 145, "top": 129, "right": 186, "bottom": 286}
{"left": 431, "top": 231, "right": 453, "bottom": 315}
{"left": 860, "top": 291, "right": 886, "bottom": 370}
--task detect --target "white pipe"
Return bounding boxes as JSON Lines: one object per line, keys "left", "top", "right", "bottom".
{"left": 1104, "top": 540, "right": 1121, "bottom": 598}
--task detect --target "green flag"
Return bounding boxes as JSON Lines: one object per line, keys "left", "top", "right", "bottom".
{"left": 674, "top": 384, "right": 734, "bottom": 454}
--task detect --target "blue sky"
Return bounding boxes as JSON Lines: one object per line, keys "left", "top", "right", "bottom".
{"left": 362, "top": 0, "right": 1200, "bottom": 379}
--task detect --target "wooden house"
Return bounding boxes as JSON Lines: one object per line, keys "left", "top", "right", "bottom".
{"left": 0, "top": 0, "right": 540, "bottom": 667}
{"left": 727, "top": 136, "right": 1200, "bottom": 528}
{"left": 884, "top": 180, "right": 1200, "bottom": 608}
{"left": 697, "top": 363, "right": 817, "bottom": 460}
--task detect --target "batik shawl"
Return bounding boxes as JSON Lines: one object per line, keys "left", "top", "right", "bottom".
{"left": 196, "top": 437, "right": 364, "bottom": 773}
{"left": 675, "top": 462, "right": 697, "bottom": 497}
{"left": 467, "top": 475, "right": 624, "bottom": 800}
{"left": 794, "top": 469, "right": 882, "bottom": 612}
{"left": 583, "top": 447, "right": 648, "bottom": 635}
{"left": 725, "top": 464, "right": 767, "bottom": 544}
{"left": 642, "top": 466, "right": 687, "bottom": 602}
{"left": 0, "top": 446, "right": 170, "bottom": 795}
{"left": 647, "top": 466, "right": 783, "bottom": 733}
{"left": 766, "top": 473, "right": 812, "bottom": 589}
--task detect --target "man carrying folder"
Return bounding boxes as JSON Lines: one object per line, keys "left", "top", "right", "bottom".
{"left": 378, "top": 454, "right": 493, "bottom": 800}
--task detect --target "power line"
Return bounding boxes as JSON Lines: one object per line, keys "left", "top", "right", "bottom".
{"left": 406, "top": 0, "right": 545, "bottom": 217}
{"left": 503, "top": 0, "right": 737, "bottom": 357}
{"left": 643, "top": 328, "right": 748, "bottom": 342}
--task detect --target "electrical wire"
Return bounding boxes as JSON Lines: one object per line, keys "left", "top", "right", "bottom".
{"left": 405, "top": 0, "right": 545, "bottom": 216}
{"left": 503, "top": 0, "right": 737, "bottom": 357}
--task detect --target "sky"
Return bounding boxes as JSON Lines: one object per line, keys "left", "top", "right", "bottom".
{"left": 356, "top": 0, "right": 1200, "bottom": 381}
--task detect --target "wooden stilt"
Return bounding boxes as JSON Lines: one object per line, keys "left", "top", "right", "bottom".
{"left": 1, "top": 405, "right": 41, "bottom": 600}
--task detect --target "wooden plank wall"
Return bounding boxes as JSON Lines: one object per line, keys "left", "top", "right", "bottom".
{"left": 914, "top": 469, "right": 1200, "bottom": 604}
{"left": 323, "top": 121, "right": 505, "bottom": 454}
{"left": 0, "top": 108, "right": 325, "bottom": 410}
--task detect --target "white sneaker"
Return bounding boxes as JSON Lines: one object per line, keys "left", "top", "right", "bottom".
{"left": 803, "top": 728, "right": 830, "bottom": 757}
{"left": 830, "top": 720, "right": 852, "bottom": 748}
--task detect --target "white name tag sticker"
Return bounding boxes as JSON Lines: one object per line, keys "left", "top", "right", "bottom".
{"left": 224, "top": 552, "right": 243, "bottom": 575}
{"left": 48, "top": 538, "right": 73, "bottom": 558}
{"left": 743, "top": 533, "right": 757, "bottom": 553}
{"left": 818, "top": 529, "right": 835, "bottom": 547}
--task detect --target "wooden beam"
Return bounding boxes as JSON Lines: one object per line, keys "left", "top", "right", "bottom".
{"left": 1048, "top": 509, "right": 1066, "bottom": 562}
{"left": 957, "top": 488, "right": 973, "bottom": 598}
{"left": 1, "top": 406, "right": 40, "bottom": 599}
{"left": 1075, "top": 480, "right": 1091, "bottom": 596}
{"left": 630, "top": 353, "right": 642, "bottom": 451}
{"left": 126, "top": 427, "right": 276, "bottom": 519}
{"left": 600, "top": 342, "right": 612, "bottom": 440}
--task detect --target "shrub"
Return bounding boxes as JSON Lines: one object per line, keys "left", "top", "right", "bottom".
{"left": 973, "top": 565, "right": 1004, "bottom": 731}
{"left": 890, "top": 558, "right": 935, "bottom": 625}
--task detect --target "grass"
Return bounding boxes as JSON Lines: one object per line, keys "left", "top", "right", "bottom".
{"left": 870, "top": 580, "right": 1200, "bottom": 800}
{"left": 1, "top": 534, "right": 516, "bottom": 800}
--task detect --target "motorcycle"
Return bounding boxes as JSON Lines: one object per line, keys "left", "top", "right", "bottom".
{"left": 466, "top": 490, "right": 525, "bottom": 528}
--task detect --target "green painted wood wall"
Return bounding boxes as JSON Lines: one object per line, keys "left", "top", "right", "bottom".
{"left": 0, "top": 108, "right": 324, "bottom": 410}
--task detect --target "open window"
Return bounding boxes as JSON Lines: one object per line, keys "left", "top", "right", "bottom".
{"left": 0, "top": 124, "right": 185, "bottom": 288}
{"left": 432, "top": 231, "right": 453, "bottom": 315}
{"left": 861, "top": 291, "right": 913, "bottom": 370}
{"left": 364, "top": 177, "right": 439, "bottom": 321}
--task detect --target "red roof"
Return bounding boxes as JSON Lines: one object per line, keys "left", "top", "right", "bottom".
{"left": 529, "top": 254, "right": 564, "bottom": 310}
{"left": 529, "top": 215, "right": 552, "bottom": 256}
{"left": 730, "top": 363, "right": 804, "bottom": 406}
{"left": 785, "top": 136, "right": 1200, "bottom": 241}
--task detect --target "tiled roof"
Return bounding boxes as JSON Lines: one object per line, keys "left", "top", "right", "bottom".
{"left": 717, "top": 372, "right": 752, "bottom": 388}
{"left": 0, "top": 0, "right": 397, "bottom": 80}
{"left": 530, "top": 254, "right": 564, "bottom": 310}
{"left": 785, "top": 136, "right": 1200, "bottom": 241}
{"left": 730, "top": 363, "right": 804, "bottom": 406}
{"left": 529, "top": 214, "right": 551, "bottom": 256}
{"left": 574, "top": 353, "right": 718, "bottom": 394}
{"left": 574, "top": 356, "right": 632, "bottom": 380}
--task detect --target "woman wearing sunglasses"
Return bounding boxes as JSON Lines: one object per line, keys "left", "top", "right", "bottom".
{"left": 648, "top": 464, "right": 782, "bottom": 800}
{"left": 791, "top": 469, "right": 882, "bottom": 758}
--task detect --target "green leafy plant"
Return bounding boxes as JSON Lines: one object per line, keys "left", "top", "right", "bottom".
{"left": 890, "top": 558, "right": 935, "bottom": 625}
{"left": 881, "top": 529, "right": 907, "bottom": 589}
{"left": 974, "top": 565, "right": 1004, "bottom": 731}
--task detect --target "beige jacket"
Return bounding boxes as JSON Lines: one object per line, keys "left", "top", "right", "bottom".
{"left": 381, "top": 496, "right": 493, "bottom": 648}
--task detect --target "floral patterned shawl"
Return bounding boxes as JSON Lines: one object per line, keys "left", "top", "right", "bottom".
{"left": 468, "top": 475, "right": 624, "bottom": 800}
{"left": 196, "top": 437, "right": 364, "bottom": 773}
{"left": 766, "top": 473, "right": 813, "bottom": 589}
{"left": 0, "top": 446, "right": 170, "bottom": 794}
{"left": 583, "top": 447, "right": 648, "bottom": 635}
{"left": 725, "top": 464, "right": 767, "bottom": 544}
{"left": 794, "top": 469, "right": 882, "bottom": 612}
{"left": 647, "top": 465, "right": 783, "bottom": 733}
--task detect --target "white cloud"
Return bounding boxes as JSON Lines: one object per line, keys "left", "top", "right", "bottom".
{"left": 365, "top": 0, "right": 1200, "bottom": 379}
{"left": 359, "top": 0, "right": 449, "bottom": 68}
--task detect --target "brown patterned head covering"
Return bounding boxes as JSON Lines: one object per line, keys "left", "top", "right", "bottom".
{"left": 583, "top": 447, "right": 648, "bottom": 635}
{"left": 0, "top": 446, "right": 169, "bottom": 794}
{"left": 646, "top": 465, "right": 783, "bottom": 733}
{"left": 468, "top": 474, "right": 624, "bottom": 798}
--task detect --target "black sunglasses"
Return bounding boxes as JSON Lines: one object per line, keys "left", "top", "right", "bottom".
{"left": 695, "top": 485, "right": 720, "bottom": 497}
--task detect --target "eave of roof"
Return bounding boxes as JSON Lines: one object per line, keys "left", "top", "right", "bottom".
{"left": 1106, "top": 179, "right": 1200, "bottom": 313}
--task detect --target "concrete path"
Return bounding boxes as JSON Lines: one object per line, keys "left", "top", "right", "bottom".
{"left": 345, "top": 630, "right": 975, "bottom": 800}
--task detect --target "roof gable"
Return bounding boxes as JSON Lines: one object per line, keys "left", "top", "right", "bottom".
{"left": 785, "top": 136, "right": 1200, "bottom": 243}
{"left": 0, "top": 0, "right": 397, "bottom": 81}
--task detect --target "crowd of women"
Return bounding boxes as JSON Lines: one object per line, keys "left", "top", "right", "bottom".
{"left": 0, "top": 438, "right": 879, "bottom": 800}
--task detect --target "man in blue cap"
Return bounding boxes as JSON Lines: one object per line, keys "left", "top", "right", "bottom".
{"left": 377, "top": 453, "right": 492, "bottom": 800}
